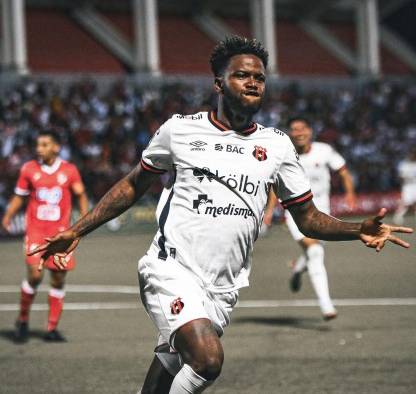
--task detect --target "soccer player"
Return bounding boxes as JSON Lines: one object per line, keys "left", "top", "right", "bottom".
{"left": 29, "top": 37, "right": 412, "bottom": 393}
{"left": 393, "top": 147, "right": 416, "bottom": 225}
{"left": 2, "top": 130, "right": 88, "bottom": 342}
{"left": 271, "top": 116, "right": 357, "bottom": 320}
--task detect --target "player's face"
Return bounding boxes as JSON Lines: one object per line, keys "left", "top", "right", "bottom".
{"left": 220, "top": 54, "right": 266, "bottom": 115}
{"left": 36, "top": 136, "right": 60, "bottom": 164}
{"left": 289, "top": 120, "right": 313, "bottom": 150}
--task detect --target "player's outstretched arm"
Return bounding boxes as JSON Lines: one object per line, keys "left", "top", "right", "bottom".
{"left": 29, "top": 163, "right": 160, "bottom": 270}
{"left": 289, "top": 201, "right": 413, "bottom": 251}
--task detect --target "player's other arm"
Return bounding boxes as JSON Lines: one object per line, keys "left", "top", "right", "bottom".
{"left": 29, "top": 163, "right": 160, "bottom": 269}
{"left": 71, "top": 180, "right": 89, "bottom": 217}
{"left": 1, "top": 195, "right": 26, "bottom": 232}
{"left": 338, "top": 166, "right": 357, "bottom": 210}
{"left": 289, "top": 200, "right": 412, "bottom": 251}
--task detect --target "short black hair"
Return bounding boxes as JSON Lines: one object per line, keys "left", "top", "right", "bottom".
{"left": 38, "top": 129, "right": 61, "bottom": 145}
{"left": 210, "top": 36, "right": 269, "bottom": 77}
{"left": 287, "top": 115, "right": 312, "bottom": 128}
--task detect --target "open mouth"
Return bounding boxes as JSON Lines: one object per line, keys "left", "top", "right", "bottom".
{"left": 243, "top": 91, "right": 260, "bottom": 97}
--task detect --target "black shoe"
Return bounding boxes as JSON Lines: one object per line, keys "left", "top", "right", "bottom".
{"left": 44, "top": 330, "right": 67, "bottom": 342}
{"left": 290, "top": 271, "right": 303, "bottom": 293}
{"left": 14, "top": 320, "right": 29, "bottom": 343}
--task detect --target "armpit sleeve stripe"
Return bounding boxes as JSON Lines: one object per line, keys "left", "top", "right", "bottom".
{"left": 281, "top": 190, "right": 313, "bottom": 209}
{"left": 15, "top": 187, "right": 30, "bottom": 196}
{"left": 140, "top": 159, "right": 166, "bottom": 174}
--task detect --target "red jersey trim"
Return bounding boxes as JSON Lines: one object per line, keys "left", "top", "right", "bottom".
{"left": 140, "top": 159, "right": 167, "bottom": 174}
{"left": 208, "top": 110, "right": 257, "bottom": 135}
{"left": 335, "top": 164, "right": 347, "bottom": 173}
{"left": 281, "top": 190, "right": 313, "bottom": 209}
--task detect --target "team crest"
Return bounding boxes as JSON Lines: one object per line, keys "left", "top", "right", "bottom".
{"left": 252, "top": 145, "right": 268, "bottom": 161}
{"left": 57, "top": 173, "right": 68, "bottom": 185}
{"left": 170, "top": 297, "right": 184, "bottom": 315}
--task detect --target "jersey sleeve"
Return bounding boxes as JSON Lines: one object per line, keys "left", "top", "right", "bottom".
{"left": 14, "top": 163, "right": 31, "bottom": 196}
{"left": 276, "top": 140, "right": 313, "bottom": 209}
{"left": 327, "top": 145, "right": 346, "bottom": 172}
{"left": 140, "top": 119, "right": 173, "bottom": 174}
{"left": 69, "top": 164, "right": 82, "bottom": 185}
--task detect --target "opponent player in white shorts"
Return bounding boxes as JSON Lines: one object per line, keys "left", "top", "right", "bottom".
{"left": 282, "top": 116, "right": 356, "bottom": 320}
{"left": 30, "top": 37, "right": 413, "bottom": 393}
{"left": 393, "top": 147, "right": 416, "bottom": 225}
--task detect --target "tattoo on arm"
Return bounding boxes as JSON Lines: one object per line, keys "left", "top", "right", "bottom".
{"left": 289, "top": 200, "right": 361, "bottom": 241}
{"left": 71, "top": 165, "right": 158, "bottom": 237}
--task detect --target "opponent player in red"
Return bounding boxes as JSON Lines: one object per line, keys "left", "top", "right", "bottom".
{"left": 2, "top": 130, "right": 88, "bottom": 342}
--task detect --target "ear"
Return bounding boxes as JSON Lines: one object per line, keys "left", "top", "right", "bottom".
{"left": 214, "top": 77, "right": 223, "bottom": 93}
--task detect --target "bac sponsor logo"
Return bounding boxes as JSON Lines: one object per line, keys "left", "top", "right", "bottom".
{"left": 189, "top": 140, "right": 207, "bottom": 151}
{"left": 193, "top": 168, "right": 261, "bottom": 196}
{"left": 192, "top": 194, "right": 254, "bottom": 219}
{"left": 252, "top": 145, "right": 268, "bottom": 161}
{"left": 215, "top": 143, "right": 245, "bottom": 154}
{"left": 170, "top": 297, "right": 184, "bottom": 315}
{"left": 36, "top": 186, "right": 63, "bottom": 204}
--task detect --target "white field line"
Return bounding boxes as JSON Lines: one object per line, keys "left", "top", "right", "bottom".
{"left": 0, "top": 284, "right": 416, "bottom": 311}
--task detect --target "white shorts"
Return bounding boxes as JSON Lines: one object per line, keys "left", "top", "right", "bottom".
{"left": 138, "top": 254, "right": 238, "bottom": 348}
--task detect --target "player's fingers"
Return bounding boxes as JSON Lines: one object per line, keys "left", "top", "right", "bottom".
{"left": 388, "top": 235, "right": 410, "bottom": 249}
{"left": 66, "top": 239, "right": 79, "bottom": 254}
{"left": 375, "top": 239, "right": 386, "bottom": 252}
{"left": 53, "top": 255, "right": 67, "bottom": 270}
{"left": 374, "top": 208, "right": 387, "bottom": 223}
{"left": 37, "top": 258, "right": 45, "bottom": 272}
{"left": 390, "top": 226, "right": 413, "bottom": 234}
{"left": 27, "top": 243, "right": 49, "bottom": 256}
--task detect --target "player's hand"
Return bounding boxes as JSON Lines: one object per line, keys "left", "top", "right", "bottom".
{"left": 1, "top": 216, "right": 11, "bottom": 233}
{"left": 360, "top": 208, "right": 413, "bottom": 251}
{"left": 27, "top": 230, "right": 80, "bottom": 271}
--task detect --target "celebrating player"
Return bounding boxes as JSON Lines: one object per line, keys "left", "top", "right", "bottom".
{"left": 266, "top": 116, "right": 357, "bottom": 320}
{"left": 29, "top": 37, "right": 412, "bottom": 393}
{"left": 2, "top": 130, "right": 88, "bottom": 342}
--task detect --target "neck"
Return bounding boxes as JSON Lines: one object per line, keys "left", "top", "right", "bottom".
{"left": 297, "top": 144, "right": 311, "bottom": 154}
{"left": 42, "top": 156, "right": 58, "bottom": 166}
{"left": 217, "top": 99, "right": 253, "bottom": 132}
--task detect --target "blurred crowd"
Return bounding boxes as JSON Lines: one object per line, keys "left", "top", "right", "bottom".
{"left": 1, "top": 78, "right": 416, "bottom": 214}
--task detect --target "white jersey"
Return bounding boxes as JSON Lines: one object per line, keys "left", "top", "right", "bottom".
{"left": 284, "top": 142, "right": 345, "bottom": 241}
{"left": 141, "top": 111, "right": 311, "bottom": 293}
{"left": 297, "top": 142, "right": 345, "bottom": 212}
{"left": 398, "top": 159, "right": 416, "bottom": 205}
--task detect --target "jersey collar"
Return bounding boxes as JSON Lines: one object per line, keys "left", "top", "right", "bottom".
{"left": 40, "top": 157, "right": 62, "bottom": 175}
{"left": 208, "top": 110, "right": 257, "bottom": 135}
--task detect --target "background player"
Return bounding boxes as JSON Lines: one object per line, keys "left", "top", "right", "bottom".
{"left": 28, "top": 37, "right": 412, "bottom": 393}
{"left": 1, "top": 130, "right": 88, "bottom": 342}
{"left": 393, "top": 147, "right": 416, "bottom": 225}
{"left": 266, "top": 116, "right": 356, "bottom": 320}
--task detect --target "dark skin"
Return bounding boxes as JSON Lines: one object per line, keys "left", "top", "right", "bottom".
{"left": 29, "top": 54, "right": 413, "bottom": 393}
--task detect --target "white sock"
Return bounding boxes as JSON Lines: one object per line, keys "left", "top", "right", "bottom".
{"left": 169, "top": 364, "right": 214, "bottom": 394}
{"left": 293, "top": 254, "right": 307, "bottom": 273}
{"left": 22, "top": 279, "right": 36, "bottom": 294}
{"left": 306, "top": 244, "right": 335, "bottom": 314}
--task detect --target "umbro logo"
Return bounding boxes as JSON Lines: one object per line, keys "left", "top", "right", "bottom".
{"left": 189, "top": 140, "right": 207, "bottom": 151}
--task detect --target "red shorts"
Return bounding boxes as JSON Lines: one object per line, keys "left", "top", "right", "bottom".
{"left": 24, "top": 232, "right": 76, "bottom": 271}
